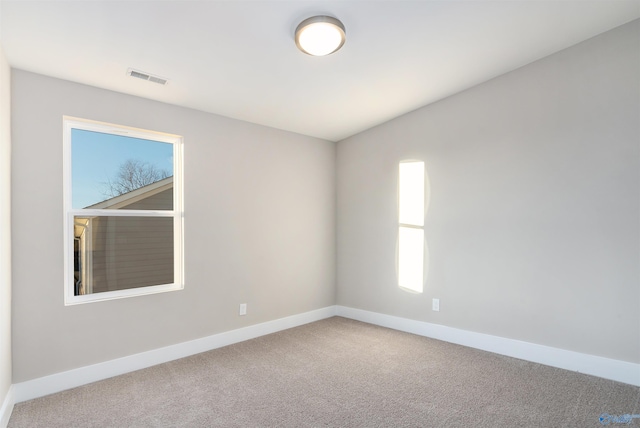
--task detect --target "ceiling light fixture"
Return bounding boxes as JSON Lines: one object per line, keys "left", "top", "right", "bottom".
{"left": 295, "top": 16, "right": 346, "bottom": 56}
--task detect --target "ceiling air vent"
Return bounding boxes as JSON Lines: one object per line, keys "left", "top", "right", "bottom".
{"left": 127, "top": 68, "right": 168, "bottom": 85}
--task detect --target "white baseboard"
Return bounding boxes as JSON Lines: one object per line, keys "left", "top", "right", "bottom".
{"left": 10, "top": 304, "right": 639, "bottom": 408}
{"left": 0, "top": 385, "right": 14, "bottom": 428}
{"left": 336, "top": 305, "right": 640, "bottom": 387}
{"left": 13, "top": 306, "right": 337, "bottom": 403}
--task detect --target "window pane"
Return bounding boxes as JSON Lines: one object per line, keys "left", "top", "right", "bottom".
{"left": 398, "top": 226, "right": 424, "bottom": 293}
{"left": 73, "top": 216, "right": 174, "bottom": 295}
{"left": 72, "top": 129, "right": 173, "bottom": 210}
{"left": 399, "top": 161, "right": 424, "bottom": 226}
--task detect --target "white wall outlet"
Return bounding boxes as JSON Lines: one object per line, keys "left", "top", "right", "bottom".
{"left": 239, "top": 303, "right": 247, "bottom": 316}
{"left": 432, "top": 298, "right": 440, "bottom": 312}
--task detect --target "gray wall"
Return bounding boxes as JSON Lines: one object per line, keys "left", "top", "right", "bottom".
{"left": 0, "top": 43, "right": 12, "bottom": 407}
{"left": 337, "top": 21, "right": 639, "bottom": 363}
{"left": 8, "top": 17, "right": 639, "bottom": 386}
{"left": 11, "top": 71, "right": 336, "bottom": 382}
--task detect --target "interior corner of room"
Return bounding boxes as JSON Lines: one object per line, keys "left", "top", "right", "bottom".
{"left": 0, "top": 2, "right": 638, "bottom": 427}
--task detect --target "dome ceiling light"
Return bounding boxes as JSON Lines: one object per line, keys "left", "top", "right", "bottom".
{"left": 295, "top": 16, "right": 346, "bottom": 56}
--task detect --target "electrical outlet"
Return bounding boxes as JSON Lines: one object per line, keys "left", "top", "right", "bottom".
{"left": 432, "top": 298, "right": 440, "bottom": 312}
{"left": 239, "top": 303, "right": 247, "bottom": 316}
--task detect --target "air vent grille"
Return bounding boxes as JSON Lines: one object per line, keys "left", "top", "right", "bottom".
{"left": 148, "top": 76, "right": 167, "bottom": 85}
{"left": 127, "top": 68, "right": 168, "bottom": 85}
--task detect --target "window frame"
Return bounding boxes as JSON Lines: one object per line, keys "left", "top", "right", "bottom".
{"left": 397, "top": 160, "right": 427, "bottom": 294}
{"left": 63, "top": 116, "right": 184, "bottom": 305}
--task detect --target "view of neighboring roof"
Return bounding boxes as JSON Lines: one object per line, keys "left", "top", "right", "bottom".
{"left": 85, "top": 176, "right": 173, "bottom": 210}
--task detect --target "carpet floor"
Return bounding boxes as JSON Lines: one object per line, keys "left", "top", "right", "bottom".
{"left": 8, "top": 317, "right": 640, "bottom": 427}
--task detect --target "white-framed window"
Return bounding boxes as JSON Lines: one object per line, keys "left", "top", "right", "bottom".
{"left": 63, "top": 116, "right": 184, "bottom": 305}
{"left": 397, "top": 160, "right": 427, "bottom": 293}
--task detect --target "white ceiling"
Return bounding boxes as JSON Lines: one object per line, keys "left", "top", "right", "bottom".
{"left": 1, "top": 1, "right": 638, "bottom": 141}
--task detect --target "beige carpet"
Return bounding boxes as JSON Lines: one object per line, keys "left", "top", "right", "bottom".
{"left": 8, "top": 317, "right": 640, "bottom": 427}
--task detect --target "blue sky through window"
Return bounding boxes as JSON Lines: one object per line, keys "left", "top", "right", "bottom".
{"left": 71, "top": 129, "right": 174, "bottom": 209}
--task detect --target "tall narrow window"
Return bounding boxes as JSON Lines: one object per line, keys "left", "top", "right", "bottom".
{"left": 63, "top": 117, "right": 183, "bottom": 305}
{"left": 398, "top": 161, "right": 425, "bottom": 293}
